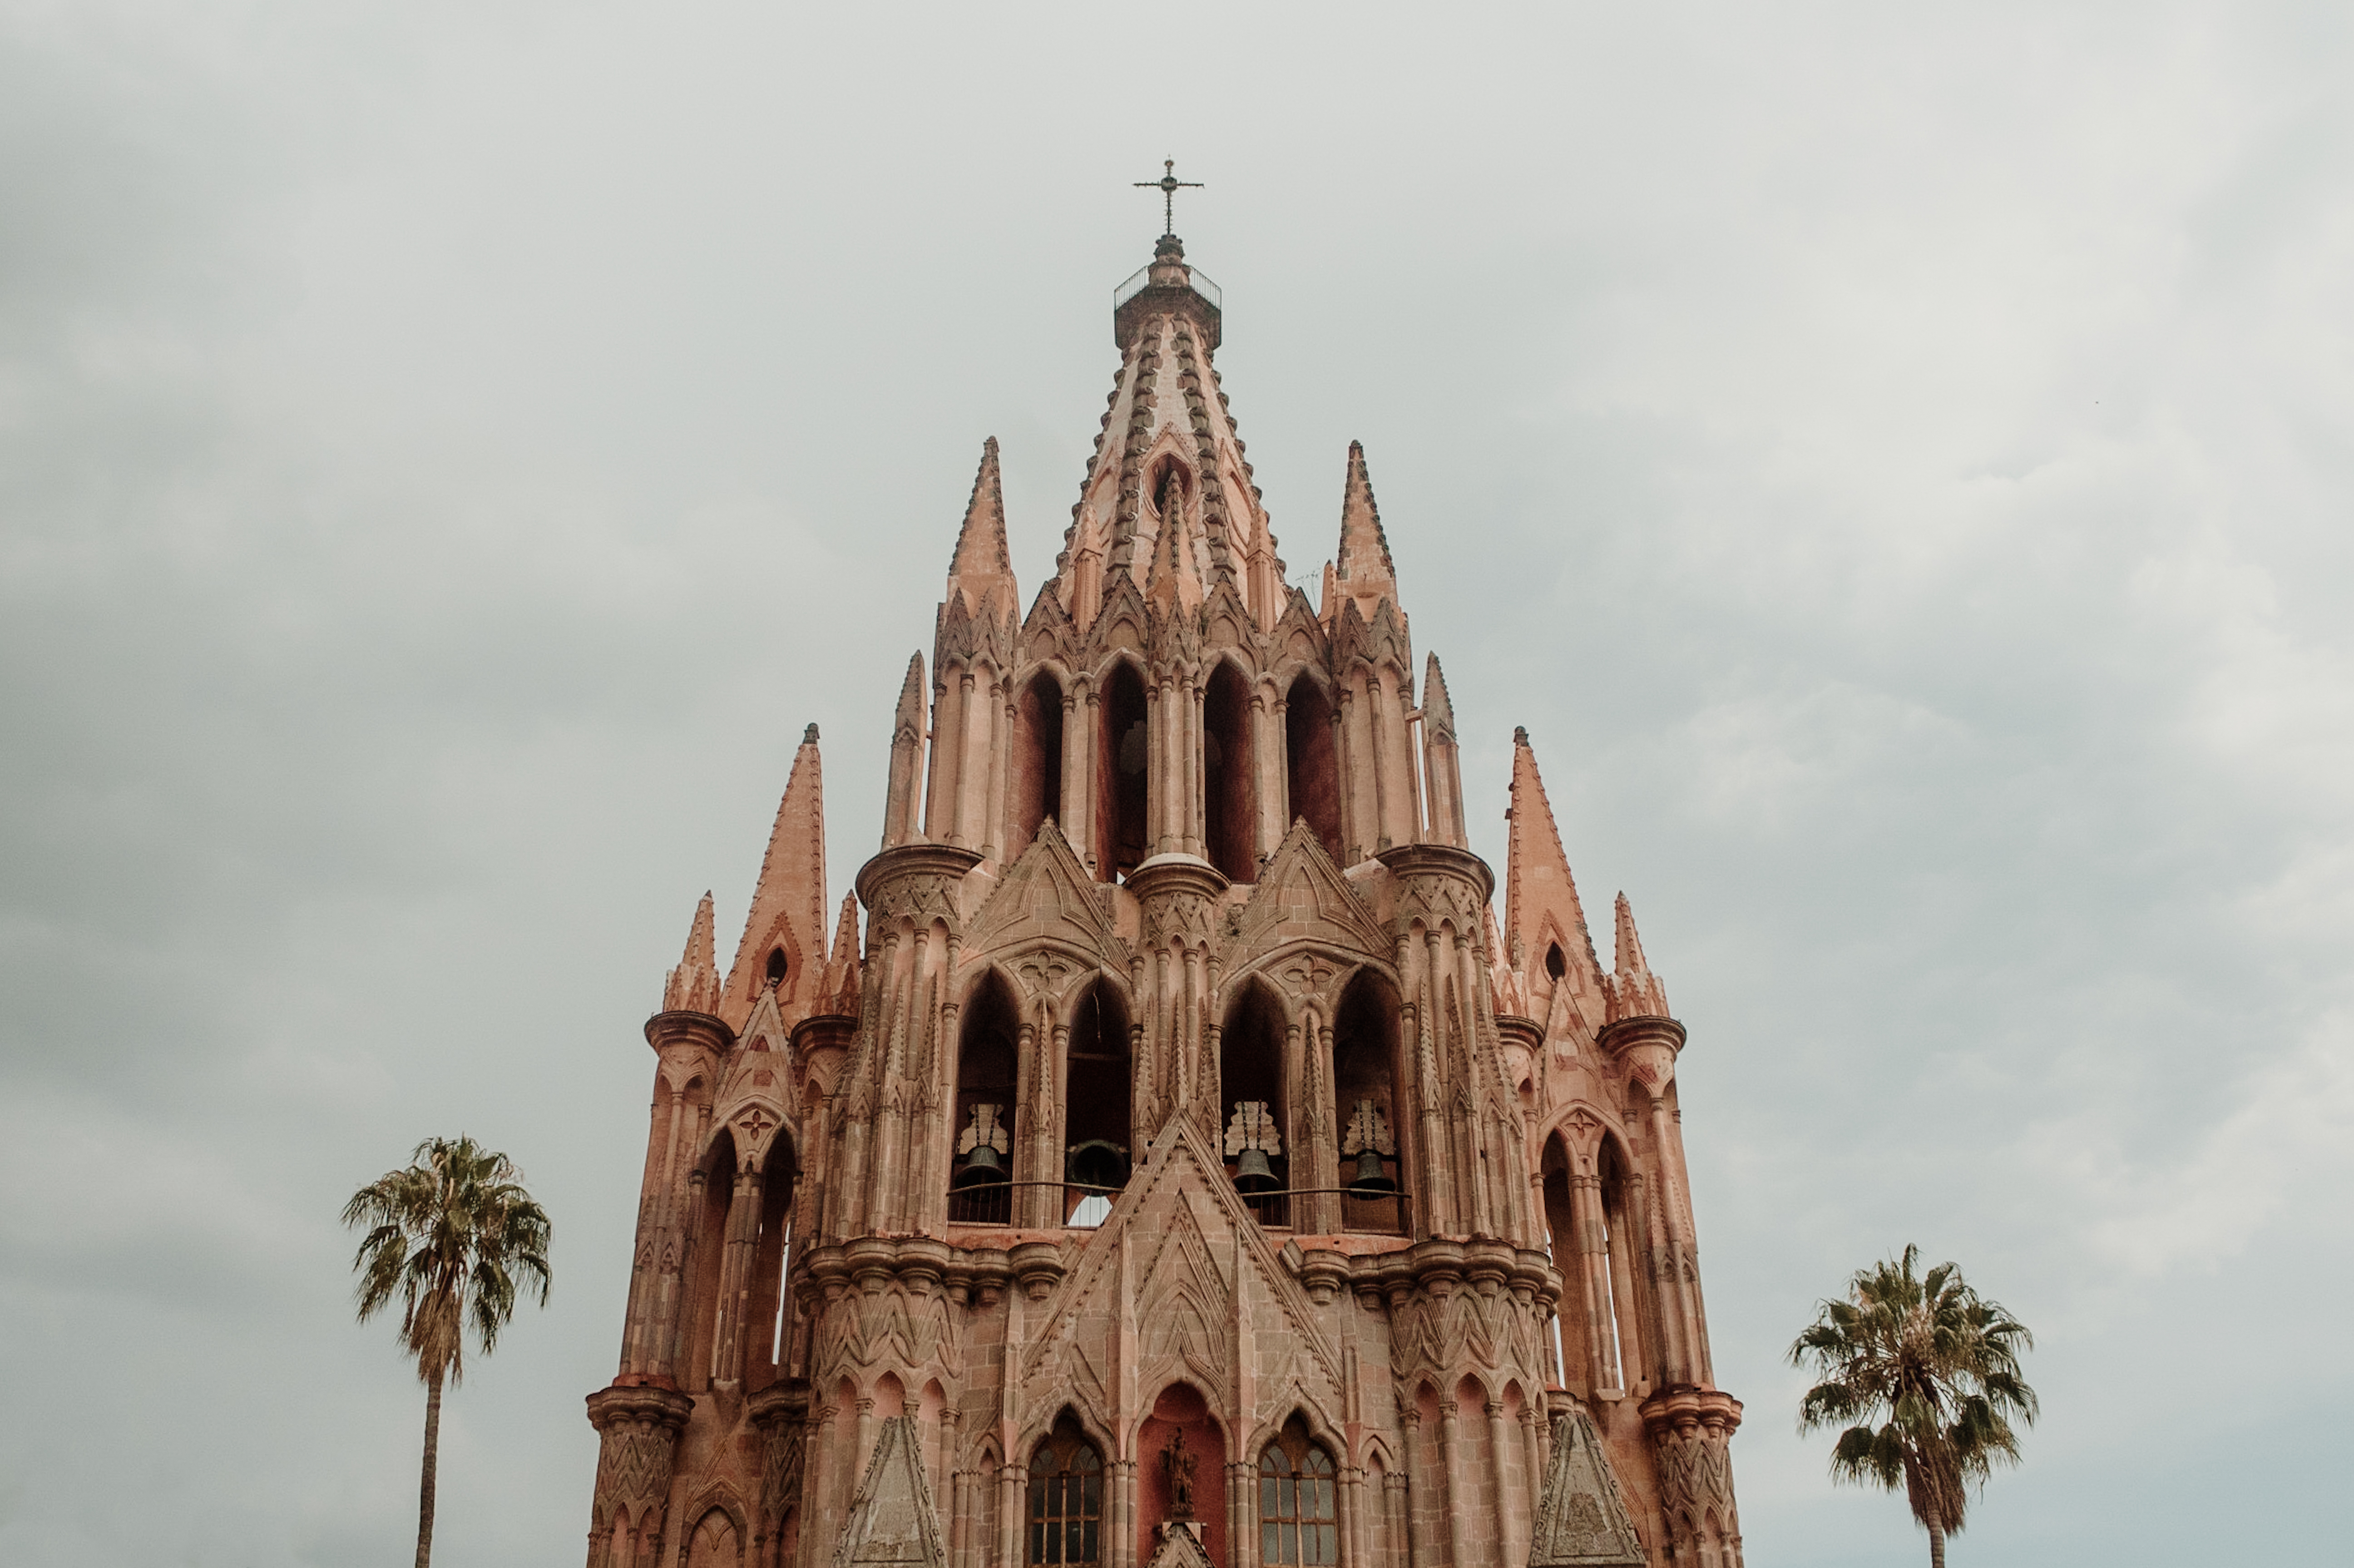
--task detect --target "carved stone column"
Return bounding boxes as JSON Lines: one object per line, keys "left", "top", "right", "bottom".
{"left": 584, "top": 1384, "right": 693, "bottom": 1568}
{"left": 1640, "top": 1388, "right": 1744, "bottom": 1568}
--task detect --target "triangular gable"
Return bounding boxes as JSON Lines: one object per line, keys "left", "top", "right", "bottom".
{"left": 1018, "top": 1112, "right": 1341, "bottom": 1407}
{"left": 1226, "top": 819, "right": 1394, "bottom": 974}
{"left": 961, "top": 820, "right": 1125, "bottom": 969}
{"left": 1141, "top": 1524, "right": 1217, "bottom": 1568}
{"left": 1528, "top": 1406, "right": 1646, "bottom": 1566}
{"left": 1268, "top": 588, "right": 1328, "bottom": 670}
{"left": 830, "top": 1415, "right": 946, "bottom": 1568}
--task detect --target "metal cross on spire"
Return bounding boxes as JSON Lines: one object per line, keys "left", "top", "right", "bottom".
{"left": 1135, "top": 158, "right": 1203, "bottom": 237}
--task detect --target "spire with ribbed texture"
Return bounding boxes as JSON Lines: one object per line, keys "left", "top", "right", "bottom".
{"left": 662, "top": 890, "right": 721, "bottom": 1014}
{"left": 1326, "top": 440, "right": 1400, "bottom": 626}
{"left": 1505, "top": 727, "right": 1605, "bottom": 1027}
{"left": 1052, "top": 235, "right": 1285, "bottom": 632}
{"left": 943, "top": 436, "right": 1019, "bottom": 622}
{"left": 1605, "top": 890, "right": 1672, "bottom": 1022}
{"left": 722, "top": 724, "right": 826, "bottom": 1028}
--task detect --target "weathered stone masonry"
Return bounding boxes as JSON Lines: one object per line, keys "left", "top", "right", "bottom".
{"left": 582, "top": 230, "right": 1744, "bottom": 1568}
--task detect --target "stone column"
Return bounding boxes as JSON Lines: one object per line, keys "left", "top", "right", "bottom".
{"left": 1062, "top": 687, "right": 1088, "bottom": 863}
{"left": 1485, "top": 1400, "right": 1516, "bottom": 1566}
{"left": 1382, "top": 1472, "right": 1410, "bottom": 1568}
{"left": 1438, "top": 1400, "right": 1471, "bottom": 1568}
{"left": 1333, "top": 683, "right": 1359, "bottom": 864}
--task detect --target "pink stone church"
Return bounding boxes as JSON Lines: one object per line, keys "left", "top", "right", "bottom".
{"left": 583, "top": 225, "right": 1744, "bottom": 1568}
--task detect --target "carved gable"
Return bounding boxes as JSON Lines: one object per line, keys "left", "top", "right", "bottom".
{"left": 1019, "top": 1114, "right": 1341, "bottom": 1426}
{"left": 1529, "top": 1407, "right": 1646, "bottom": 1566}
{"left": 961, "top": 821, "right": 1127, "bottom": 979}
{"left": 1225, "top": 819, "right": 1395, "bottom": 980}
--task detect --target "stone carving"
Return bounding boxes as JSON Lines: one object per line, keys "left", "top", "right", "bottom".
{"left": 582, "top": 229, "right": 1746, "bottom": 1568}
{"left": 1162, "top": 1429, "right": 1198, "bottom": 1519}
{"left": 958, "top": 1103, "right": 1009, "bottom": 1158}
{"left": 831, "top": 1415, "right": 945, "bottom": 1568}
{"left": 1529, "top": 1407, "right": 1645, "bottom": 1566}
{"left": 1224, "top": 1100, "right": 1282, "bottom": 1157}
{"left": 1655, "top": 1427, "right": 1737, "bottom": 1522}
{"left": 761, "top": 1422, "right": 806, "bottom": 1523}
{"left": 1340, "top": 1100, "right": 1395, "bottom": 1157}
{"left": 594, "top": 1426, "right": 676, "bottom": 1517}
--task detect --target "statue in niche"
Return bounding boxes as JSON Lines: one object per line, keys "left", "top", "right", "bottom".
{"left": 1162, "top": 1429, "right": 1197, "bottom": 1519}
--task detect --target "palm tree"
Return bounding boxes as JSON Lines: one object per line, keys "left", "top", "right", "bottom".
{"left": 344, "top": 1135, "right": 552, "bottom": 1568}
{"left": 1787, "top": 1245, "right": 2037, "bottom": 1568}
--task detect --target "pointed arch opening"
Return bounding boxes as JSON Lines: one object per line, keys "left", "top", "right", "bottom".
{"left": 1539, "top": 1134, "right": 1579, "bottom": 1393}
{"left": 1027, "top": 1410, "right": 1104, "bottom": 1568}
{"left": 1284, "top": 674, "right": 1341, "bottom": 866}
{"left": 1009, "top": 669, "right": 1066, "bottom": 865}
{"left": 1063, "top": 979, "right": 1132, "bottom": 1227}
{"left": 1333, "top": 970, "right": 1406, "bottom": 1234}
{"left": 1203, "top": 660, "right": 1258, "bottom": 883}
{"left": 1096, "top": 661, "right": 1149, "bottom": 883}
{"left": 765, "top": 946, "right": 790, "bottom": 992}
{"left": 949, "top": 972, "right": 1019, "bottom": 1225}
{"left": 683, "top": 1127, "right": 738, "bottom": 1393}
{"left": 685, "top": 1506, "right": 742, "bottom": 1568}
{"left": 1257, "top": 1414, "right": 1338, "bottom": 1567}
{"left": 1220, "top": 982, "right": 1289, "bottom": 1226}
{"left": 752, "top": 1130, "right": 797, "bottom": 1388}
{"left": 1598, "top": 1133, "right": 1646, "bottom": 1391}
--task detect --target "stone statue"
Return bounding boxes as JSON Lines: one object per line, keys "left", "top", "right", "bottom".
{"left": 1162, "top": 1430, "right": 1197, "bottom": 1519}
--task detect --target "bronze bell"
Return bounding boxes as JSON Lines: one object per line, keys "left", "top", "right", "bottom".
{"left": 952, "top": 1143, "right": 1005, "bottom": 1189}
{"left": 1346, "top": 1147, "right": 1396, "bottom": 1196}
{"left": 1067, "top": 1140, "right": 1130, "bottom": 1193}
{"left": 1231, "top": 1146, "right": 1279, "bottom": 1194}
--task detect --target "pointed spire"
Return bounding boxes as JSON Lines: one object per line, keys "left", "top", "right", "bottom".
{"left": 883, "top": 652, "right": 926, "bottom": 849}
{"left": 723, "top": 724, "right": 827, "bottom": 1028}
{"left": 1422, "top": 651, "right": 1456, "bottom": 741}
{"left": 1418, "top": 652, "right": 1466, "bottom": 847}
{"left": 1605, "top": 891, "right": 1672, "bottom": 1022}
{"left": 944, "top": 437, "right": 1019, "bottom": 622}
{"left": 1324, "top": 440, "right": 1404, "bottom": 631}
{"left": 1145, "top": 468, "right": 1204, "bottom": 613}
{"left": 662, "top": 890, "right": 721, "bottom": 1014}
{"left": 830, "top": 890, "right": 860, "bottom": 966}
{"left": 1505, "top": 728, "right": 1605, "bottom": 1027}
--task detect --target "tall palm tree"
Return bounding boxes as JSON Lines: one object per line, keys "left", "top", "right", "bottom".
{"left": 1787, "top": 1245, "right": 2037, "bottom": 1568}
{"left": 344, "top": 1135, "right": 552, "bottom": 1568}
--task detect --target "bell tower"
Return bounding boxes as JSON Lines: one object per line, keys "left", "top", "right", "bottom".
{"left": 580, "top": 214, "right": 1744, "bottom": 1568}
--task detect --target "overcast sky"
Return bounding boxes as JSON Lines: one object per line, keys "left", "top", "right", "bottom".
{"left": 5, "top": 4, "right": 2350, "bottom": 1564}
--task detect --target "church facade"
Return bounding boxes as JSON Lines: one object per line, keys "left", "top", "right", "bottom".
{"left": 582, "top": 230, "right": 1744, "bottom": 1568}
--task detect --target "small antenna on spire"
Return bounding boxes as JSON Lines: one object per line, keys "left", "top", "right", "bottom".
{"left": 1134, "top": 158, "right": 1203, "bottom": 237}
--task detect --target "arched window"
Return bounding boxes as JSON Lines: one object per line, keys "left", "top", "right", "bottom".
{"left": 1284, "top": 675, "right": 1341, "bottom": 865}
{"left": 950, "top": 974, "right": 1019, "bottom": 1225}
{"left": 766, "top": 946, "right": 790, "bottom": 990}
{"left": 1009, "top": 670, "right": 1065, "bottom": 863}
{"left": 683, "top": 1127, "right": 738, "bottom": 1392}
{"left": 1544, "top": 942, "right": 1566, "bottom": 983}
{"left": 1063, "top": 982, "right": 1132, "bottom": 1227}
{"left": 1097, "top": 663, "right": 1149, "bottom": 883}
{"left": 1257, "top": 1418, "right": 1337, "bottom": 1566}
{"left": 1203, "top": 660, "right": 1257, "bottom": 883}
{"left": 1027, "top": 1415, "right": 1104, "bottom": 1568}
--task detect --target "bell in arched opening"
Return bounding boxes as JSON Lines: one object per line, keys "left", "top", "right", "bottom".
{"left": 1065, "top": 1139, "right": 1130, "bottom": 1194}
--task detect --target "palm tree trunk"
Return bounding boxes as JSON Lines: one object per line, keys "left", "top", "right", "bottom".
{"left": 416, "top": 1365, "right": 444, "bottom": 1568}
{"left": 1927, "top": 1520, "right": 1946, "bottom": 1568}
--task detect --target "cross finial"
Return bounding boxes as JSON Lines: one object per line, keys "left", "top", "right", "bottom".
{"left": 1134, "top": 158, "right": 1203, "bottom": 237}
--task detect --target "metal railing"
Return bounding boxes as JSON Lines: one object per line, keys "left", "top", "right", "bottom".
{"left": 945, "top": 1179, "right": 1408, "bottom": 1235}
{"left": 1113, "top": 264, "right": 1222, "bottom": 312}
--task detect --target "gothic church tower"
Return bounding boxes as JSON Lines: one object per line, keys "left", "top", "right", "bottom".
{"left": 583, "top": 226, "right": 1744, "bottom": 1568}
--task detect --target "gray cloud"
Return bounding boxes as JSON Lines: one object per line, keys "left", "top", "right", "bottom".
{"left": 4, "top": 4, "right": 2349, "bottom": 1563}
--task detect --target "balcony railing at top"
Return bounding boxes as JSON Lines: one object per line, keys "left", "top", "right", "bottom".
{"left": 1114, "top": 264, "right": 1222, "bottom": 313}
